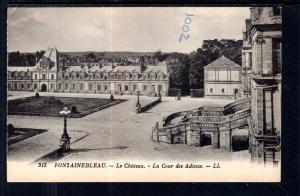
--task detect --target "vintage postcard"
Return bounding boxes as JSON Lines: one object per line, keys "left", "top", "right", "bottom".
{"left": 7, "top": 6, "right": 281, "bottom": 182}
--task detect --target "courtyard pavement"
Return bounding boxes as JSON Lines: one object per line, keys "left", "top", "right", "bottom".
{"left": 7, "top": 91, "right": 250, "bottom": 163}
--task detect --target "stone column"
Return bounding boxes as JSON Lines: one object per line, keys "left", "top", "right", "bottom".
{"left": 212, "top": 132, "right": 220, "bottom": 149}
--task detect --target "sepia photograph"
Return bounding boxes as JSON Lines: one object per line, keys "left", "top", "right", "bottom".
{"left": 6, "top": 6, "right": 281, "bottom": 182}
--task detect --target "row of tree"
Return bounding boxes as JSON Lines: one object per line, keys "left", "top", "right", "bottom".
{"left": 8, "top": 50, "right": 45, "bottom": 67}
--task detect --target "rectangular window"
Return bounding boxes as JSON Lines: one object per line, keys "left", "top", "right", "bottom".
{"left": 34, "top": 84, "right": 38, "bottom": 90}
{"left": 42, "top": 74, "right": 46, "bottom": 80}
{"left": 133, "top": 85, "right": 136, "bottom": 91}
{"left": 210, "top": 88, "right": 213, "bottom": 93}
{"left": 97, "top": 85, "right": 102, "bottom": 90}
{"left": 72, "top": 84, "right": 75, "bottom": 89}
{"left": 51, "top": 74, "right": 54, "bottom": 80}
{"left": 50, "top": 84, "right": 54, "bottom": 90}
{"left": 273, "top": 7, "right": 281, "bottom": 16}
{"left": 89, "top": 84, "right": 93, "bottom": 90}
{"left": 125, "top": 85, "right": 128, "bottom": 91}
{"left": 80, "top": 84, "right": 83, "bottom": 90}
{"left": 158, "top": 85, "right": 162, "bottom": 92}
{"left": 27, "top": 84, "right": 31, "bottom": 89}
{"left": 272, "top": 38, "right": 281, "bottom": 75}
{"left": 34, "top": 74, "right": 38, "bottom": 79}
{"left": 222, "top": 88, "right": 224, "bottom": 93}
{"left": 143, "top": 85, "right": 148, "bottom": 91}
{"left": 219, "top": 71, "right": 227, "bottom": 81}
{"left": 65, "top": 84, "right": 68, "bottom": 89}
{"left": 104, "top": 85, "right": 108, "bottom": 90}
{"left": 264, "top": 90, "right": 273, "bottom": 133}
{"left": 8, "top": 83, "right": 11, "bottom": 89}
{"left": 207, "top": 71, "right": 215, "bottom": 81}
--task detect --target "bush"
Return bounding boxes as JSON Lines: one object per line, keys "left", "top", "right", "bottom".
{"left": 7, "top": 124, "right": 15, "bottom": 135}
{"left": 35, "top": 92, "right": 39, "bottom": 97}
{"left": 71, "top": 106, "right": 77, "bottom": 113}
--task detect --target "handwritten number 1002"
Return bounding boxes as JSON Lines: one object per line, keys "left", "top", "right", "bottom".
{"left": 179, "top": 14, "right": 194, "bottom": 42}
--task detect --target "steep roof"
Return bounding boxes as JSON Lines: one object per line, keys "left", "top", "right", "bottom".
{"left": 113, "top": 66, "right": 141, "bottom": 73}
{"left": 99, "top": 66, "right": 113, "bottom": 72}
{"left": 205, "top": 56, "right": 241, "bottom": 70}
{"left": 66, "top": 66, "right": 83, "bottom": 72}
{"left": 7, "top": 67, "right": 35, "bottom": 72}
{"left": 144, "top": 61, "right": 168, "bottom": 74}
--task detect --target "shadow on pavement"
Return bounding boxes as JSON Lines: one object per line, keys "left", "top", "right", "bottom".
{"left": 36, "top": 146, "right": 128, "bottom": 162}
{"left": 70, "top": 146, "right": 128, "bottom": 153}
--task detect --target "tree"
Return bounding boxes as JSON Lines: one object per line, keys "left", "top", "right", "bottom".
{"left": 153, "top": 50, "right": 166, "bottom": 62}
{"left": 165, "top": 53, "right": 190, "bottom": 95}
{"left": 188, "top": 39, "right": 242, "bottom": 89}
{"left": 8, "top": 51, "right": 45, "bottom": 67}
{"left": 35, "top": 50, "right": 45, "bottom": 62}
{"left": 86, "top": 52, "right": 97, "bottom": 60}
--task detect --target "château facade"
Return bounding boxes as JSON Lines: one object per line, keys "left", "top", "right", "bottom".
{"left": 7, "top": 48, "right": 171, "bottom": 96}
{"left": 242, "top": 7, "right": 282, "bottom": 164}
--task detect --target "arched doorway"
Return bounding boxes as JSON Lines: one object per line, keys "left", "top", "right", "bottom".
{"left": 203, "top": 133, "right": 212, "bottom": 146}
{"left": 41, "top": 84, "right": 47, "bottom": 92}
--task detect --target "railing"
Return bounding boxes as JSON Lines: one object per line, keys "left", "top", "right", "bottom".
{"left": 163, "top": 98, "right": 250, "bottom": 127}
{"left": 223, "top": 98, "right": 251, "bottom": 115}
{"left": 163, "top": 110, "right": 191, "bottom": 126}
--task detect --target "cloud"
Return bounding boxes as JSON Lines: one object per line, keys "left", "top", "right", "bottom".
{"left": 7, "top": 7, "right": 249, "bottom": 53}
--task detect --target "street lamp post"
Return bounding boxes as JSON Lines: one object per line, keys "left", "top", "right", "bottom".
{"left": 136, "top": 90, "right": 141, "bottom": 113}
{"left": 136, "top": 90, "right": 141, "bottom": 107}
{"left": 59, "top": 107, "right": 71, "bottom": 153}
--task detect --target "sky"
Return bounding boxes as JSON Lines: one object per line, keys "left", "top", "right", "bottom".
{"left": 7, "top": 7, "right": 250, "bottom": 53}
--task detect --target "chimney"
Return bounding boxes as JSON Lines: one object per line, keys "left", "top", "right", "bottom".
{"left": 140, "top": 56, "right": 146, "bottom": 72}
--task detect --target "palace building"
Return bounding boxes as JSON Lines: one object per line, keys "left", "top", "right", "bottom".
{"left": 7, "top": 48, "right": 171, "bottom": 96}
{"left": 204, "top": 56, "right": 242, "bottom": 100}
{"left": 242, "top": 7, "right": 282, "bottom": 164}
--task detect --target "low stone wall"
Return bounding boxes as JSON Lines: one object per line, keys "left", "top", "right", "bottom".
{"left": 190, "top": 89, "right": 204, "bottom": 97}
{"left": 137, "top": 97, "right": 161, "bottom": 113}
{"left": 168, "top": 88, "right": 181, "bottom": 96}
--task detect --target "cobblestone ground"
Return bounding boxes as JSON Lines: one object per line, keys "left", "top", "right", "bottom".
{"left": 7, "top": 92, "right": 250, "bottom": 162}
